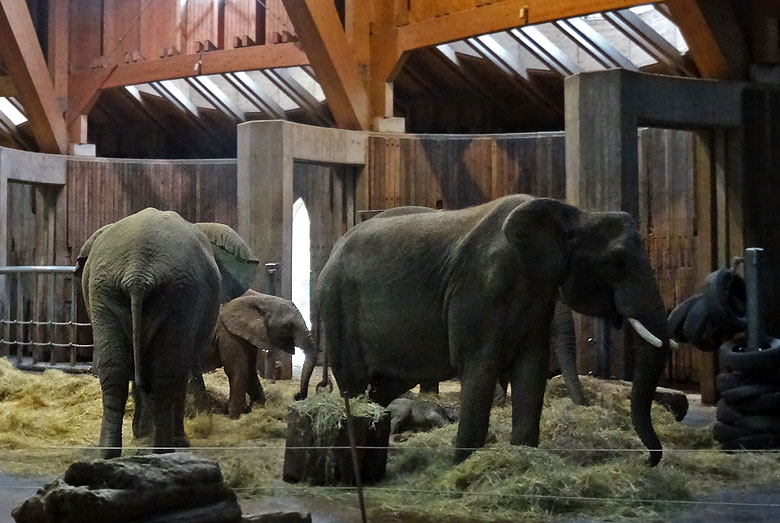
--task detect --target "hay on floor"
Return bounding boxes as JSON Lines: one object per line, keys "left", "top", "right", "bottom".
{"left": 1, "top": 358, "right": 778, "bottom": 522}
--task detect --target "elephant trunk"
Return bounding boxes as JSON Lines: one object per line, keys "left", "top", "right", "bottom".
{"left": 615, "top": 261, "right": 671, "bottom": 467}
{"left": 551, "top": 301, "right": 587, "bottom": 406}
{"left": 294, "top": 329, "right": 317, "bottom": 401}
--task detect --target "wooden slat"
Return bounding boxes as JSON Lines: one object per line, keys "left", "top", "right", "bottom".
{"left": 664, "top": 0, "right": 748, "bottom": 79}
{"left": 281, "top": 0, "right": 369, "bottom": 129}
{"left": 0, "top": 0, "right": 68, "bottom": 153}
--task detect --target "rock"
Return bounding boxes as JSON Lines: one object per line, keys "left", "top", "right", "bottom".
{"left": 242, "top": 512, "right": 312, "bottom": 522}
{"left": 12, "top": 452, "right": 242, "bottom": 523}
{"left": 386, "top": 398, "right": 457, "bottom": 434}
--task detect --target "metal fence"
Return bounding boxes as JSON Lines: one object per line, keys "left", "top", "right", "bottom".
{"left": 0, "top": 266, "right": 92, "bottom": 373}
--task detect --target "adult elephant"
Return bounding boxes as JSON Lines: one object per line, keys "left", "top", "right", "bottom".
{"left": 77, "top": 208, "right": 258, "bottom": 458}
{"left": 200, "top": 290, "right": 316, "bottom": 418}
{"left": 316, "top": 195, "right": 673, "bottom": 465}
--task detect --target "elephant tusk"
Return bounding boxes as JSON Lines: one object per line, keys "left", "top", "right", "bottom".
{"left": 628, "top": 318, "right": 663, "bottom": 348}
{"left": 669, "top": 339, "right": 679, "bottom": 350}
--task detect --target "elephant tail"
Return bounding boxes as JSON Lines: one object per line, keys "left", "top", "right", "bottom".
{"left": 129, "top": 287, "right": 147, "bottom": 393}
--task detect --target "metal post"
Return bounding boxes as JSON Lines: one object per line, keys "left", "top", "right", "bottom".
{"left": 595, "top": 318, "right": 611, "bottom": 378}
{"left": 745, "top": 248, "right": 765, "bottom": 351}
{"left": 70, "top": 275, "right": 78, "bottom": 366}
{"left": 15, "top": 273, "right": 23, "bottom": 365}
{"left": 48, "top": 273, "right": 56, "bottom": 365}
{"left": 33, "top": 272, "right": 40, "bottom": 363}
{"left": 265, "top": 262, "right": 279, "bottom": 296}
{"left": 264, "top": 262, "right": 279, "bottom": 379}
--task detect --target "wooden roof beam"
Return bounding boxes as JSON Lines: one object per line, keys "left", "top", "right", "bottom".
{"left": 263, "top": 68, "right": 331, "bottom": 126}
{"left": 465, "top": 35, "right": 562, "bottom": 117}
{"left": 0, "top": 75, "right": 16, "bottom": 97}
{"left": 555, "top": 18, "right": 637, "bottom": 70}
{"left": 185, "top": 76, "right": 245, "bottom": 123}
{"left": 224, "top": 71, "right": 287, "bottom": 119}
{"left": 508, "top": 27, "right": 581, "bottom": 77}
{"left": 280, "top": 0, "right": 369, "bottom": 130}
{"left": 664, "top": 0, "right": 748, "bottom": 78}
{"left": 0, "top": 0, "right": 67, "bottom": 153}
{"left": 392, "top": 0, "right": 651, "bottom": 53}
{"left": 603, "top": 9, "right": 696, "bottom": 76}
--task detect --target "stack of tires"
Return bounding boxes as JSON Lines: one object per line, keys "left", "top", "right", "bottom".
{"left": 668, "top": 267, "right": 780, "bottom": 449}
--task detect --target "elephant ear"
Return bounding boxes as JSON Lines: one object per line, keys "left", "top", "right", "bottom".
{"left": 196, "top": 223, "right": 260, "bottom": 302}
{"left": 502, "top": 198, "right": 581, "bottom": 260}
{"left": 219, "top": 291, "right": 271, "bottom": 350}
{"left": 75, "top": 223, "right": 113, "bottom": 276}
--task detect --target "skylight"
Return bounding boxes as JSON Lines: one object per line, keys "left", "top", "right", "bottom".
{"left": 0, "top": 97, "right": 27, "bottom": 126}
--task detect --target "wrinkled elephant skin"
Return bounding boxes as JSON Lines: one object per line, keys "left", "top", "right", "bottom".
{"left": 78, "top": 208, "right": 257, "bottom": 457}
{"left": 200, "top": 290, "right": 316, "bottom": 418}
{"left": 316, "top": 195, "right": 671, "bottom": 465}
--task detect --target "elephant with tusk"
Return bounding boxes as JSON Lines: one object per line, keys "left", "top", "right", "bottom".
{"left": 315, "top": 195, "right": 673, "bottom": 466}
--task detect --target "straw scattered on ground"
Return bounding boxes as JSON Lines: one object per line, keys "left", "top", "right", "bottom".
{"left": 1, "top": 357, "right": 778, "bottom": 522}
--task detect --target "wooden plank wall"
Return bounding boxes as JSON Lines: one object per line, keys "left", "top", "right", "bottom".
{"left": 5, "top": 159, "right": 238, "bottom": 360}
{"left": 68, "top": 0, "right": 288, "bottom": 71}
{"left": 365, "top": 129, "right": 701, "bottom": 385}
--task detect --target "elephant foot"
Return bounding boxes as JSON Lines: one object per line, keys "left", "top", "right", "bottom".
{"left": 294, "top": 391, "right": 307, "bottom": 401}
{"left": 100, "top": 447, "right": 122, "bottom": 460}
{"left": 453, "top": 448, "right": 474, "bottom": 464}
{"left": 173, "top": 435, "right": 190, "bottom": 448}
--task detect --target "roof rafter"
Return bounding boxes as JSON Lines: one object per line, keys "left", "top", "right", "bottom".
{"left": 0, "top": 0, "right": 67, "bottom": 153}
{"left": 224, "top": 71, "right": 287, "bottom": 120}
{"left": 0, "top": 75, "right": 16, "bottom": 97}
{"left": 263, "top": 68, "right": 331, "bottom": 125}
{"left": 150, "top": 81, "right": 231, "bottom": 149}
{"left": 555, "top": 18, "right": 637, "bottom": 70}
{"left": 508, "top": 27, "right": 580, "bottom": 77}
{"left": 184, "top": 76, "right": 245, "bottom": 123}
{"left": 280, "top": 0, "right": 369, "bottom": 129}
{"left": 663, "top": 0, "right": 747, "bottom": 78}
{"left": 603, "top": 9, "right": 695, "bottom": 76}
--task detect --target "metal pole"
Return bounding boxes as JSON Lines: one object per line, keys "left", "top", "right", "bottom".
{"left": 264, "top": 262, "right": 279, "bottom": 379}
{"left": 745, "top": 248, "right": 765, "bottom": 351}
{"left": 343, "top": 395, "right": 368, "bottom": 523}
{"left": 265, "top": 262, "right": 279, "bottom": 297}
{"left": 70, "top": 275, "right": 78, "bottom": 366}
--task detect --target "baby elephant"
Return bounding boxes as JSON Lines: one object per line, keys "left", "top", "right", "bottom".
{"left": 200, "top": 290, "right": 315, "bottom": 418}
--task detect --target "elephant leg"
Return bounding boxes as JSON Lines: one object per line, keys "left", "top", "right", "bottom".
{"left": 173, "top": 381, "right": 189, "bottom": 447}
{"left": 222, "top": 340, "right": 250, "bottom": 418}
{"left": 92, "top": 312, "right": 132, "bottom": 459}
{"left": 369, "top": 375, "right": 414, "bottom": 407}
{"left": 508, "top": 342, "right": 550, "bottom": 447}
{"left": 132, "top": 383, "right": 153, "bottom": 439}
{"left": 98, "top": 376, "right": 130, "bottom": 459}
{"left": 246, "top": 346, "right": 265, "bottom": 406}
{"left": 419, "top": 380, "right": 440, "bottom": 395}
{"left": 454, "top": 361, "right": 498, "bottom": 464}
{"left": 151, "top": 382, "right": 179, "bottom": 453}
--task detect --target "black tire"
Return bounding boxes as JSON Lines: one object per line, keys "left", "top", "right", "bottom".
{"left": 682, "top": 298, "right": 719, "bottom": 351}
{"left": 719, "top": 336, "right": 780, "bottom": 372}
{"left": 716, "top": 371, "right": 751, "bottom": 393}
{"left": 668, "top": 294, "right": 701, "bottom": 343}
{"left": 716, "top": 399, "right": 745, "bottom": 426}
{"left": 733, "top": 392, "right": 780, "bottom": 416}
{"left": 712, "top": 421, "right": 754, "bottom": 443}
{"left": 720, "top": 433, "right": 780, "bottom": 450}
{"left": 703, "top": 268, "right": 747, "bottom": 331}
{"left": 720, "top": 384, "right": 779, "bottom": 404}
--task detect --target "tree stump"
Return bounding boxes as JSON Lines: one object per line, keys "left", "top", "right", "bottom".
{"left": 283, "top": 409, "right": 391, "bottom": 485}
{"left": 12, "top": 452, "right": 242, "bottom": 523}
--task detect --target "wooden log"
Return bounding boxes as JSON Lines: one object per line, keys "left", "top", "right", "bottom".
{"left": 283, "top": 409, "right": 390, "bottom": 486}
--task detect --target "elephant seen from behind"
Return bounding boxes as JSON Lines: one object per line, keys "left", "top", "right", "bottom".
{"left": 200, "top": 290, "right": 316, "bottom": 418}
{"left": 316, "top": 195, "right": 673, "bottom": 465}
{"left": 77, "top": 208, "right": 258, "bottom": 458}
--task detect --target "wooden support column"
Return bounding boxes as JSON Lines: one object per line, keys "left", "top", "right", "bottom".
{"left": 0, "top": 0, "right": 68, "bottom": 154}
{"left": 281, "top": 0, "right": 369, "bottom": 130}
{"left": 47, "top": 0, "right": 68, "bottom": 110}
